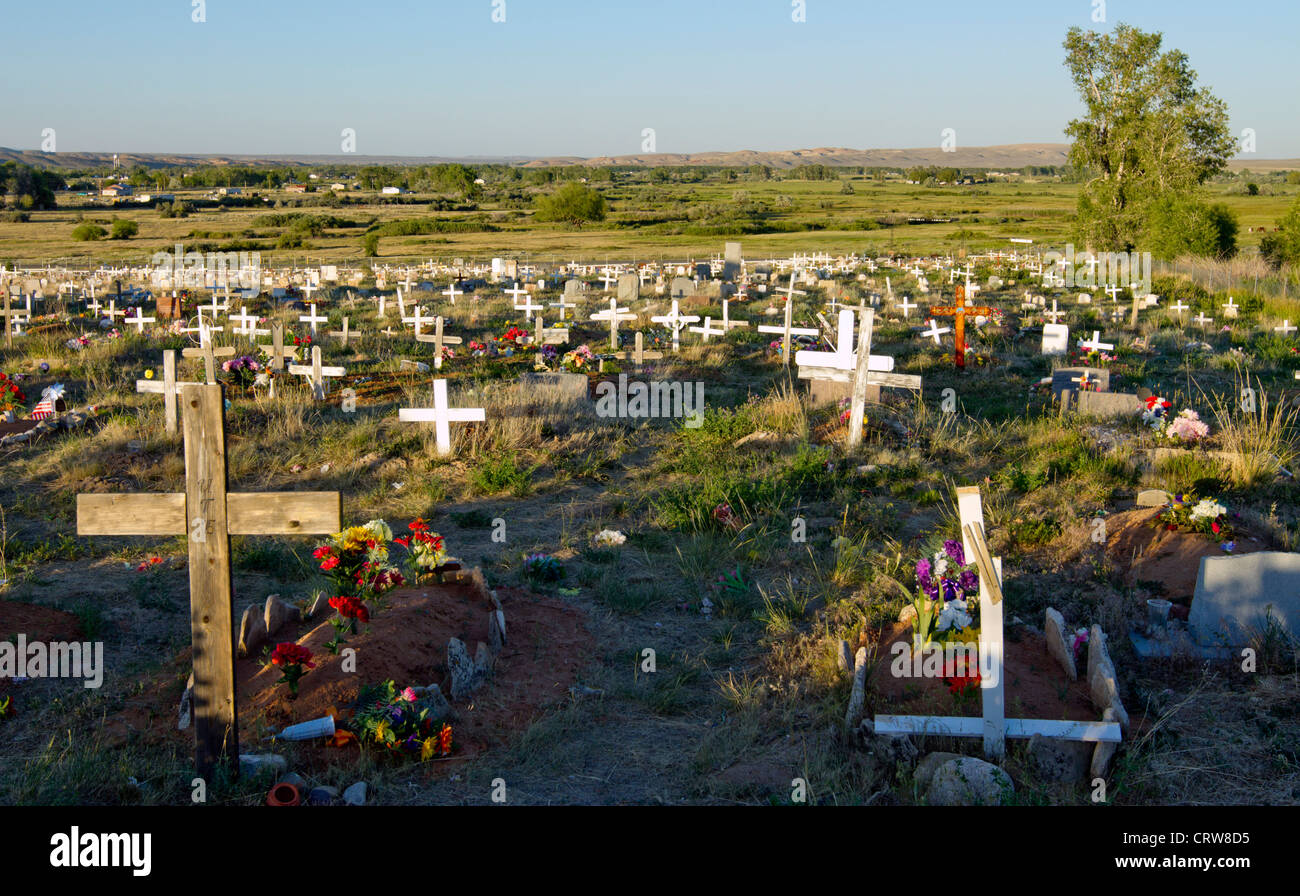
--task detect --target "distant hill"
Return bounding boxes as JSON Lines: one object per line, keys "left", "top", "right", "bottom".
{"left": 0, "top": 144, "right": 1074, "bottom": 171}
{"left": 3, "top": 144, "right": 1294, "bottom": 173}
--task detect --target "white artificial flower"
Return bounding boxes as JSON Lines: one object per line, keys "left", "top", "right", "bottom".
{"left": 594, "top": 529, "right": 626, "bottom": 547}
{"left": 935, "top": 598, "right": 972, "bottom": 632}
{"left": 1190, "top": 499, "right": 1226, "bottom": 521}
{"left": 933, "top": 555, "right": 949, "bottom": 577}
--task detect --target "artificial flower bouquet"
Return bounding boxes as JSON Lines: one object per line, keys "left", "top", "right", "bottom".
{"left": 910, "top": 539, "right": 981, "bottom": 650}
{"left": 1157, "top": 493, "right": 1235, "bottom": 546}
{"left": 0, "top": 372, "right": 26, "bottom": 416}
{"left": 350, "top": 680, "right": 453, "bottom": 760}
{"left": 561, "top": 344, "right": 596, "bottom": 372}
{"left": 220, "top": 354, "right": 262, "bottom": 389}
{"left": 270, "top": 642, "right": 315, "bottom": 698}
{"left": 313, "top": 519, "right": 407, "bottom": 606}
{"left": 393, "top": 517, "right": 449, "bottom": 583}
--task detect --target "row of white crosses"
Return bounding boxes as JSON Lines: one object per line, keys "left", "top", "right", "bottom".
{"left": 873, "top": 485, "right": 1123, "bottom": 757}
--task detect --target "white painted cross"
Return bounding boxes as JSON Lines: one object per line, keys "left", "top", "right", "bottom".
{"left": 229, "top": 307, "right": 267, "bottom": 338}
{"left": 1194, "top": 311, "right": 1214, "bottom": 328}
{"left": 397, "top": 379, "right": 486, "bottom": 456}
{"left": 688, "top": 317, "right": 726, "bottom": 343}
{"left": 442, "top": 282, "right": 462, "bottom": 306}
{"left": 873, "top": 485, "right": 1122, "bottom": 758}
{"left": 721, "top": 298, "right": 748, "bottom": 331}
{"left": 921, "top": 318, "right": 951, "bottom": 345}
{"left": 288, "top": 345, "right": 345, "bottom": 400}
{"left": 1043, "top": 299, "right": 1065, "bottom": 324}
{"left": 549, "top": 296, "right": 577, "bottom": 321}
{"left": 796, "top": 308, "right": 895, "bottom": 374}
{"left": 1104, "top": 284, "right": 1122, "bottom": 303}
{"left": 1079, "top": 330, "right": 1114, "bottom": 354}
{"left": 125, "top": 307, "right": 156, "bottom": 334}
{"left": 650, "top": 299, "right": 701, "bottom": 352}
{"left": 1169, "top": 300, "right": 1189, "bottom": 320}
{"left": 1222, "top": 296, "right": 1239, "bottom": 318}
{"left": 1275, "top": 320, "right": 1297, "bottom": 337}
{"left": 898, "top": 296, "right": 917, "bottom": 318}
{"left": 512, "top": 290, "right": 543, "bottom": 320}
{"left": 299, "top": 303, "right": 328, "bottom": 335}
{"left": 590, "top": 298, "right": 637, "bottom": 350}
{"left": 756, "top": 270, "right": 810, "bottom": 364}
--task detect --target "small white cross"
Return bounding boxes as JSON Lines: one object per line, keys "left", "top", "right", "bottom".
{"left": 1169, "top": 300, "right": 1189, "bottom": 318}
{"left": 1194, "top": 312, "right": 1214, "bottom": 328}
{"left": 1104, "top": 284, "right": 1122, "bottom": 302}
{"left": 126, "top": 307, "right": 155, "bottom": 333}
{"left": 229, "top": 307, "right": 265, "bottom": 336}
{"left": 688, "top": 316, "right": 726, "bottom": 343}
{"left": 651, "top": 299, "right": 701, "bottom": 352}
{"left": 1275, "top": 320, "right": 1297, "bottom": 337}
{"left": 398, "top": 379, "right": 486, "bottom": 456}
{"left": 1079, "top": 330, "right": 1114, "bottom": 353}
{"left": 442, "top": 282, "right": 462, "bottom": 305}
{"left": 1222, "top": 296, "right": 1238, "bottom": 318}
{"left": 299, "top": 302, "right": 328, "bottom": 335}
{"left": 513, "top": 292, "right": 544, "bottom": 320}
{"left": 549, "top": 297, "right": 577, "bottom": 321}
{"left": 287, "top": 345, "right": 346, "bottom": 400}
{"left": 898, "top": 296, "right": 917, "bottom": 318}
{"left": 1043, "top": 299, "right": 1065, "bottom": 324}
{"left": 921, "top": 318, "right": 951, "bottom": 345}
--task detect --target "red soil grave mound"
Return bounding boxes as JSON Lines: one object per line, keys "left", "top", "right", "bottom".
{"left": 0, "top": 600, "right": 85, "bottom": 697}
{"left": 100, "top": 582, "right": 592, "bottom": 772}
{"left": 864, "top": 622, "right": 1097, "bottom": 723}
{"left": 1105, "top": 507, "right": 1266, "bottom": 612}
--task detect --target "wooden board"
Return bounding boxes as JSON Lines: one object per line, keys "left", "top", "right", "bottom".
{"left": 77, "top": 493, "right": 186, "bottom": 535}
{"left": 226, "top": 492, "right": 341, "bottom": 535}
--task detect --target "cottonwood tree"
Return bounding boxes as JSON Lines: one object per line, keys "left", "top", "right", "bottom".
{"left": 1063, "top": 23, "right": 1236, "bottom": 251}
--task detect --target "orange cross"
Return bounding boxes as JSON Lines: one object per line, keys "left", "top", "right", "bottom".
{"left": 929, "top": 286, "right": 995, "bottom": 369}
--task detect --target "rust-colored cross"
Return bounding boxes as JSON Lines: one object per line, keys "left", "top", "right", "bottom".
{"left": 928, "top": 286, "right": 995, "bottom": 370}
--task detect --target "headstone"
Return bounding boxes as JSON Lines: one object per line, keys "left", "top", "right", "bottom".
{"left": 616, "top": 273, "right": 639, "bottom": 304}
{"left": 1074, "top": 391, "right": 1143, "bottom": 418}
{"left": 1189, "top": 552, "right": 1300, "bottom": 647}
{"left": 1136, "top": 489, "right": 1172, "bottom": 508}
{"left": 723, "top": 242, "right": 742, "bottom": 280}
{"left": 1050, "top": 367, "right": 1110, "bottom": 402}
{"left": 670, "top": 277, "right": 694, "bottom": 300}
{"left": 1041, "top": 323, "right": 1070, "bottom": 357}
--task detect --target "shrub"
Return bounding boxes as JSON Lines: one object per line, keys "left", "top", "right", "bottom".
{"left": 109, "top": 219, "right": 138, "bottom": 239}
{"left": 71, "top": 222, "right": 107, "bottom": 241}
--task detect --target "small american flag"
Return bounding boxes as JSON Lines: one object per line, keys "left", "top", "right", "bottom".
{"left": 29, "top": 396, "right": 56, "bottom": 421}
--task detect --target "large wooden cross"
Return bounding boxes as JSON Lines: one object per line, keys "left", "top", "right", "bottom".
{"left": 77, "top": 384, "right": 341, "bottom": 779}
{"left": 872, "top": 485, "right": 1121, "bottom": 758}
{"left": 610, "top": 331, "right": 663, "bottom": 371}
{"left": 928, "top": 287, "right": 995, "bottom": 369}
{"left": 590, "top": 298, "right": 637, "bottom": 351}
{"left": 416, "top": 316, "right": 463, "bottom": 369}
{"left": 257, "top": 322, "right": 298, "bottom": 372}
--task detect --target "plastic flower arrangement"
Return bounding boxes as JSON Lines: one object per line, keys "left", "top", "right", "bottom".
{"left": 0, "top": 373, "right": 27, "bottom": 415}
{"left": 313, "top": 520, "right": 405, "bottom": 604}
{"left": 325, "top": 594, "right": 370, "bottom": 653}
{"left": 712, "top": 502, "right": 741, "bottom": 532}
{"left": 220, "top": 354, "right": 262, "bottom": 388}
{"left": 270, "top": 642, "right": 315, "bottom": 698}
{"left": 392, "top": 517, "right": 448, "bottom": 582}
{"left": 522, "top": 552, "right": 565, "bottom": 584}
{"left": 468, "top": 339, "right": 491, "bottom": 358}
{"left": 561, "top": 344, "right": 596, "bottom": 372}
{"left": 1157, "top": 493, "right": 1234, "bottom": 544}
{"left": 593, "top": 529, "right": 626, "bottom": 547}
{"left": 1141, "top": 395, "right": 1172, "bottom": 428}
{"left": 1163, "top": 409, "right": 1210, "bottom": 444}
{"left": 350, "top": 680, "right": 454, "bottom": 760}
{"left": 910, "top": 540, "right": 981, "bottom": 649}
{"left": 293, "top": 333, "right": 312, "bottom": 347}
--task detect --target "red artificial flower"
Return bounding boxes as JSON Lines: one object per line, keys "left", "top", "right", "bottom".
{"left": 409, "top": 518, "right": 429, "bottom": 533}
{"left": 270, "top": 642, "right": 315, "bottom": 669}
{"left": 394, "top": 536, "right": 410, "bottom": 547}
{"left": 320, "top": 555, "right": 340, "bottom": 571}
{"left": 1211, "top": 521, "right": 1221, "bottom": 534}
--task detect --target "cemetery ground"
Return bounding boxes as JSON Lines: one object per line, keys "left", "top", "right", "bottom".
{"left": 1, "top": 273, "right": 1299, "bottom": 807}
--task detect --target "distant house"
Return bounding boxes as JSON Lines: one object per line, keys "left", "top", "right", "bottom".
{"left": 137, "top": 193, "right": 174, "bottom": 203}
{"left": 330, "top": 183, "right": 348, "bottom": 191}
{"left": 380, "top": 186, "right": 406, "bottom": 195}
{"left": 216, "top": 187, "right": 242, "bottom": 196}
{"left": 285, "top": 183, "right": 309, "bottom": 193}
{"left": 101, "top": 184, "right": 133, "bottom": 197}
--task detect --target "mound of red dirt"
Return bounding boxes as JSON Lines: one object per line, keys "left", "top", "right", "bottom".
{"left": 864, "top": 622, "right": 1098, "bottom": 723}
{"left": 100, "top": 582, "right": 592, "bottom": 771}
{"left": 0, "top": 600, "right": 85, "bottom": 698}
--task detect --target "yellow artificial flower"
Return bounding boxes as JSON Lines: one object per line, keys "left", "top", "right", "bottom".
{"left": 373, "top": 720, "right": 390, "bottom": 744}
{"left": 421, "top": 736, "right": 437, "bottom": 761}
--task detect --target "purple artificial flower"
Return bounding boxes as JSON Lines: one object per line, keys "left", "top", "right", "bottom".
{"left": 957, "top": 569, "right": 979, "bottom": 597}
{"left": 941, "top": 578, "right": 959, "bottom": 602}
{"left": 943, "top": 539, "right": 965, "bottom": 566}
{"left": 915, "top": 558, "right": 932, "bottom": 590}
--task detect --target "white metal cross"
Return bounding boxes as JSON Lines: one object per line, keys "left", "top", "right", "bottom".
{"left": 397, "top": 379, "right": 486, "bottom": 456}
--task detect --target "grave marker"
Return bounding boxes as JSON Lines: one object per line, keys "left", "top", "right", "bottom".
{"left": 397, "top": 379, "right": 486, "bottom": 456}
{"left": 77, "top": 383, "right": 341, "bottom": 780}
{"left": 288, "top": 345, "right": 346, "bottom": 400}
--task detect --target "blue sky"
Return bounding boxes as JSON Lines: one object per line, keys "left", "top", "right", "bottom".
{"left": 1, "top": 0, "right": 1294, "bottom": 158}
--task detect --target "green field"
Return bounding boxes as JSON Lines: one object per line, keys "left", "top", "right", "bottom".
{"left": 4, "top": 174, "right": 1297, "bottom": 267}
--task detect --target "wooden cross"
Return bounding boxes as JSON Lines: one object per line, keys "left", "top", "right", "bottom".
{"left": 416, "top": 316, "right": 463, "bottom": 369}
{"left": 688, "top": 317, "right": 726, "bottom": 343}
{"left": 874, "top": 486, "right": 1121, "bottom": 758}
{"left": 921, "top": 317, "right": 951, "bottom": 345}
{"left": 328, "top": 316, "right": 351, "bottom": 348}
{"left": 1043, "top": 298, "right": 1065, "bottom": 324}
{"left": 927, "top": 294, "right": 996, "bottom": 369}
{"left": 1104, "top": 284, "right": 1122, "bottom": 302}
{"left": 125, "top": 307, "right": 155, "bottom": 334}
{"left": 549, "top": 297, "right": 577, "bottom": 321}
{"left": 1078, "top": 330, "right": 1114, "bottom": 354}
{"left": 299, "top": 303, "right": 328, "bottom": 335}
{"left": 403, "top": 304, "right": 427, "bottom": 337}
{"left": 257, "top": 322, "right": 298, "bottom": 372}
{"left": 77, "top": 383, "right": 341, "bottom": 780}
{"left": 1, "top": 291, "right": 22, "bottom": 347}
{"left": 897, "top": 296, "right": 917, "bottom": 318}
{"left": 590, "top": 298, "right": 637, "bottom": 351}
{"left": 610, "top": 331, "right": 663, "bottom": 371}
{"left": 505, "top": 284, "right": 530, "bottom": 308}
{"left": 397, "top": 379, "right": 485, "bottom": 456}
{"left": 288, "top": 345, "right": 345, "bottom": 400}
{"left": 773, "top": 269, "right": 809, "bottom": 364}
{"left": 136, "top": 350, "right": 198, "bottom": 434}
{"left": 650, "top": 299, "right": 700, "bottom": 352}
{"left": 846, "top": 308, "right": 876, "bottom": 450}
{"left": 531, "top": 314, "right": 568, "bottom": 348}
{"left": 1221, "top": 296, "right": 1239, "bottom": 319}
{"left": 229, "top": 307, "right": 265, "bottom": 338}
{"left": 720, "top": 298, "right": 748, "bottom": 331}
{"left": 513, "top": 292, "right": 543, "bottom": 321}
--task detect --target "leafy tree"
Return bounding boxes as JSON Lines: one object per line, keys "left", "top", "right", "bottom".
{"left": 71, "top": 222, "right": 107, "bottom": 241}
{"left": 361, "top": 232, "right": 380, "bottom": 257}
{"left": 1145, "top": 197, "right": 1237, "bottom": 259}
{"left": 109, "top": 219, "right": 139, "bottom": 240}
{"left": 533, "top": 182, "right": 607, "bottom": 226}
{"left": 1260, "top": 195, "right": 1300, "bottom": 268}
{"left": 1062, "top": 23, "right": 1235, "bottom": 250}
